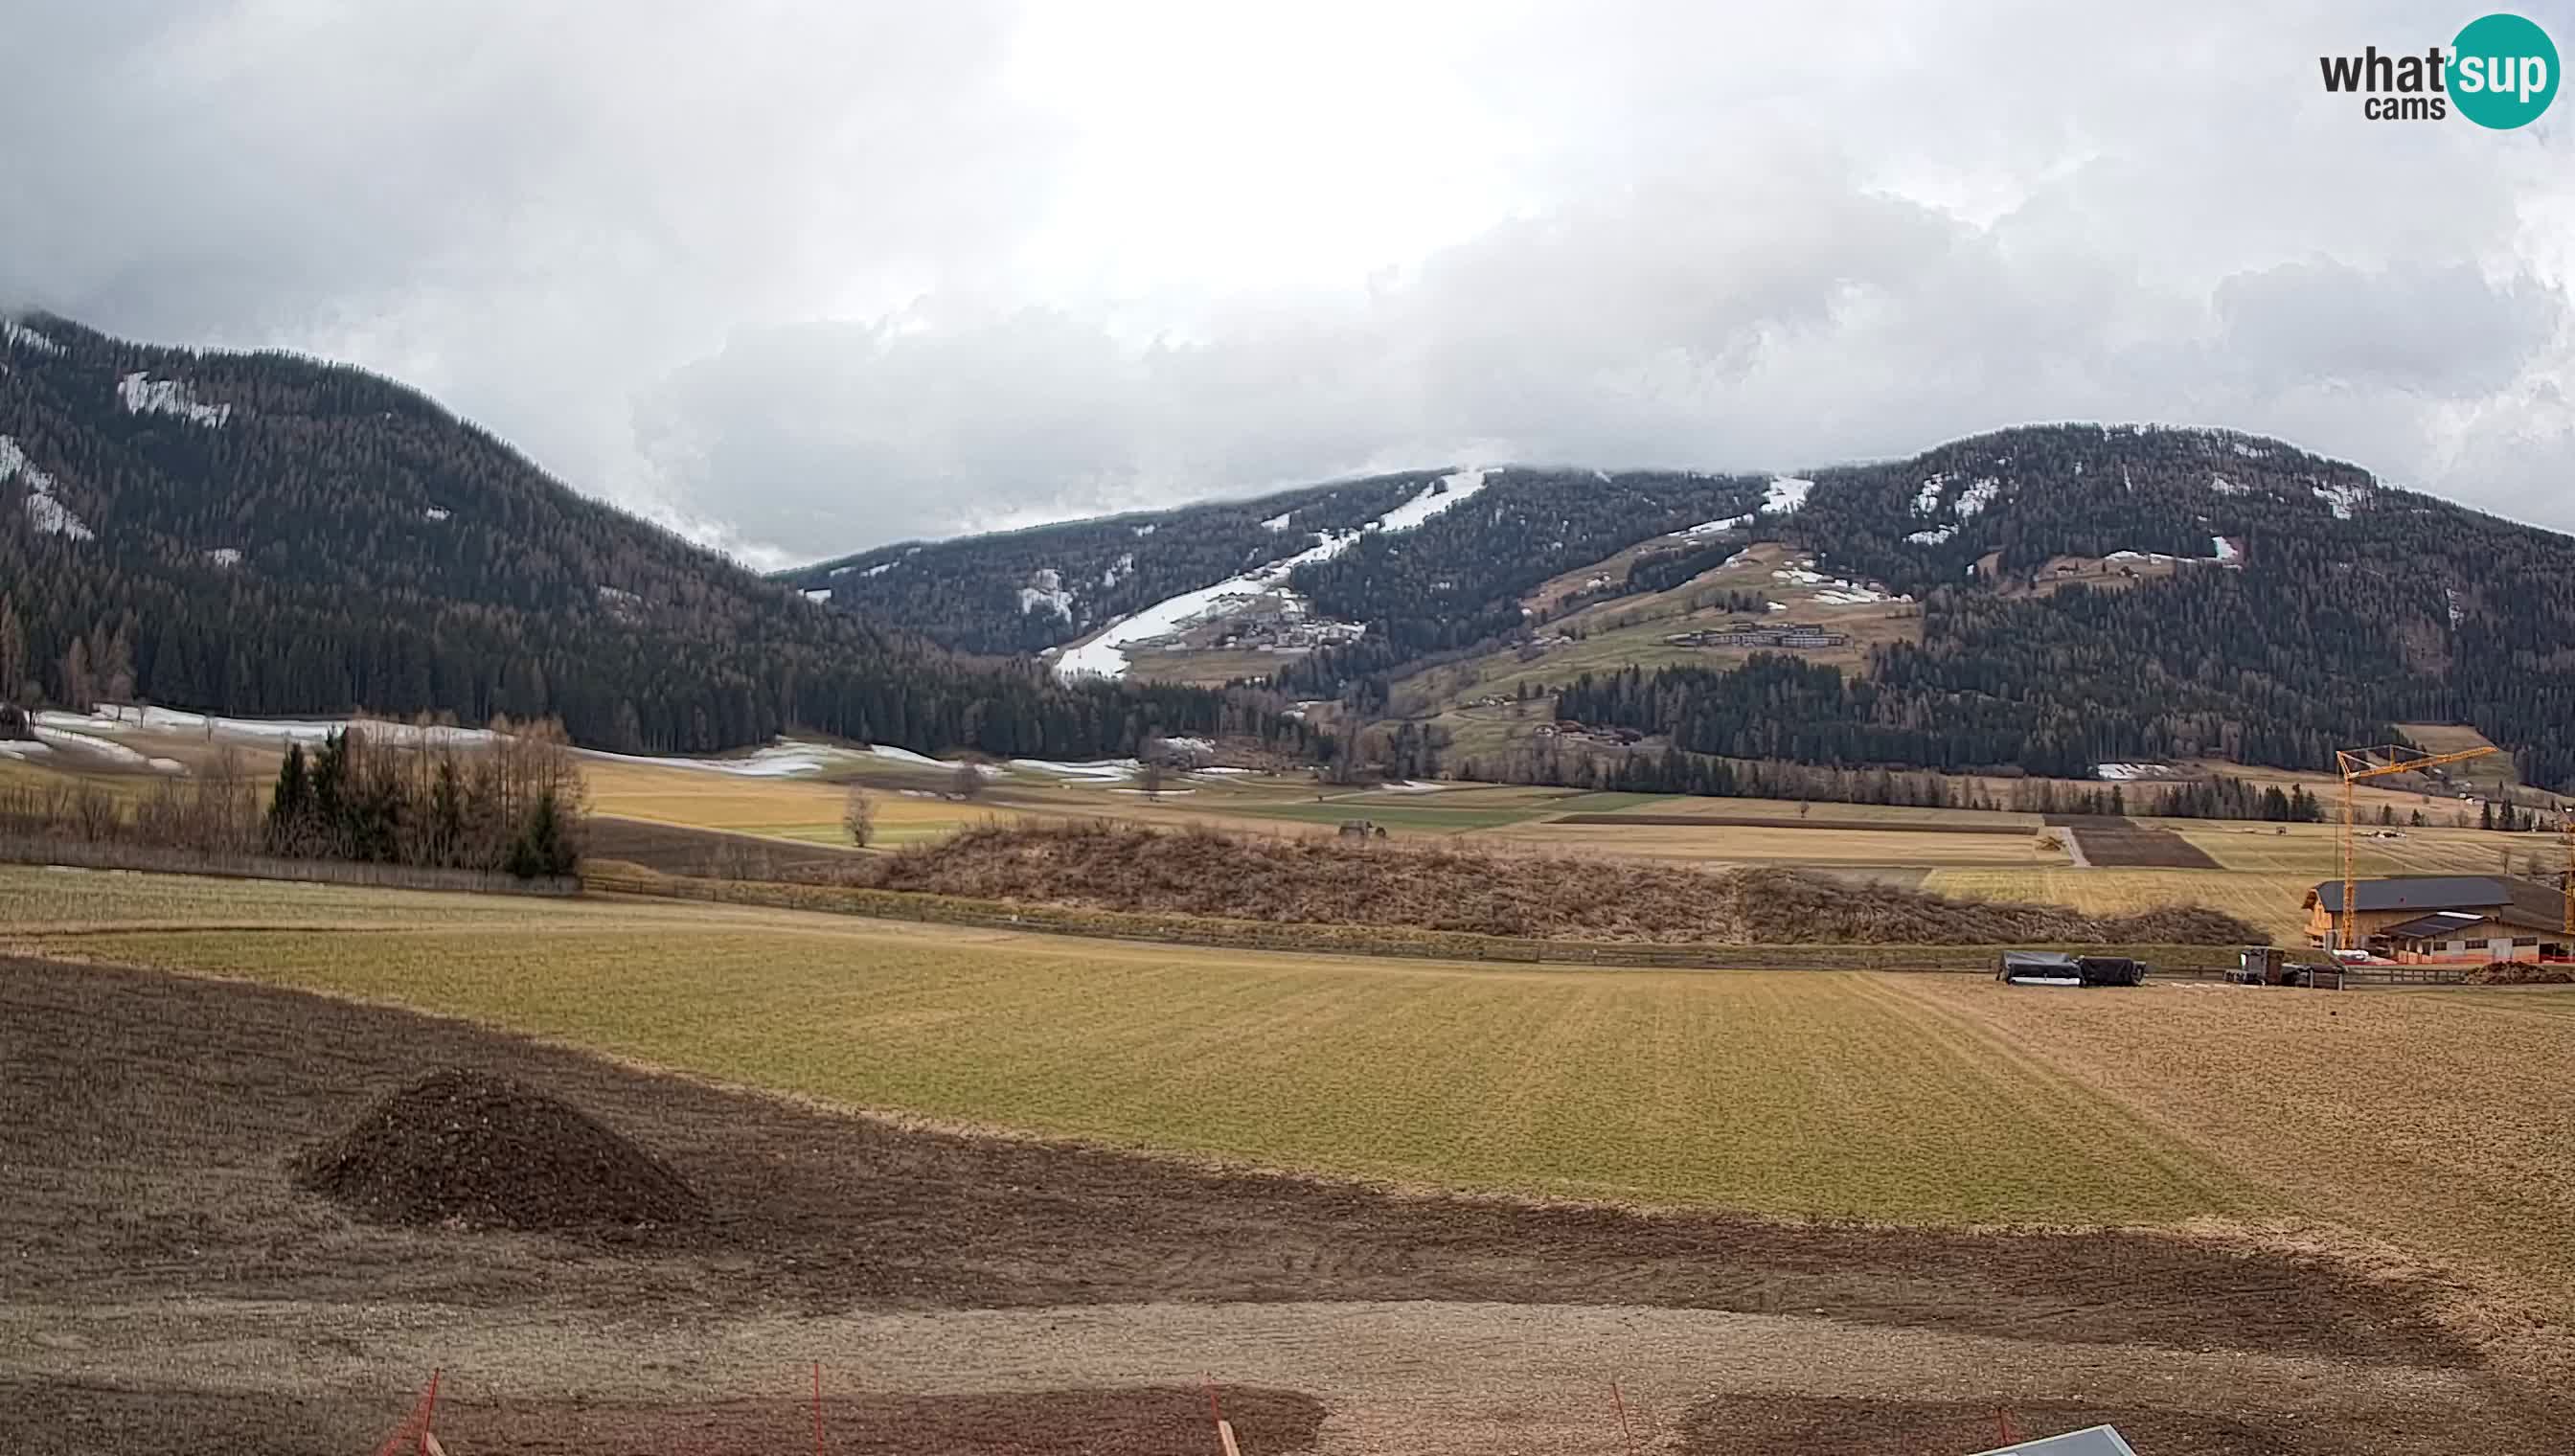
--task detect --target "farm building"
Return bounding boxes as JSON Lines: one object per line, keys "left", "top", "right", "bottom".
{"left": 2303, "top": 876, "right": 2569, "bottom": 961}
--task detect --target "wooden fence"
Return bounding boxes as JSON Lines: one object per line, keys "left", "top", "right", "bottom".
{"left": 581, "top": 865, "right": 2243, "bottom": 974}
{"left": 0, "top": 834, "right": 581, "bottom": 897}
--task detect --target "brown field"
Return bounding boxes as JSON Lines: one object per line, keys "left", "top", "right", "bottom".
{"left": 853, "top": 821, "right": 2211, "bottom": 943}
{"left": 2058, "top": 818, "right": 2223, "bottom": 868}
{"left": 2173, "top": 820, "right": 2567, "bottom": 879}
{"left": 1925, "top": 868, "right": 2321, "bottom": 945}
{"left": 8, "top": 957, "right": 2570, "bottom": 1454}
{"left": 1484, "top": 820, "right": 2063, "bottom": 867}
{"left": 1899, "top": 974, "right": 2575, "bottom": 1317}
{"left": 2397, "top": 723, "right": 2523, "bottom": 792}
{"left": 1561, "top": 794, "right": 2045, "bottom": 830}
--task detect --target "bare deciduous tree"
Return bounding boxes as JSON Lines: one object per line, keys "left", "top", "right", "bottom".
{"left": 843, "top": 785, "right": 877, "bottom": 847}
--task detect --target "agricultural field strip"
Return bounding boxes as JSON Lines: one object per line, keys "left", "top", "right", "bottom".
{"left": 5, "top": 878, "right": 2259, "bottom": 1224}
{"left": 1922, "top": 869, "right": 2314, "bottom": 945}
{"left": 1896, "top": 975, "right": 2575, "bottom": 1309}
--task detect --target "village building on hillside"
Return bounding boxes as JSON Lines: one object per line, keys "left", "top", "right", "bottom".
{"left": 2303, "top": 876, "right": 2569, "bottom": 961}
{"left": 1665, "top": 622, "right": 1850, "bottom": 650}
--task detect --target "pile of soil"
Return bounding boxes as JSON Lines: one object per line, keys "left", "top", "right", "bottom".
{"left": 2461, "top": 961, "right": 2575, "bottom": 985}
{"left": 861, "top": 821, "right": 2265, "bottom": 945}
{"left": 295, "top": 1069, "right": 707, "bottom": 1237}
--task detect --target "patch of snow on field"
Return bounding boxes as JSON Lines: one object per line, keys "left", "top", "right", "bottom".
{"left": 867, "top": 743, "right": 944, "bottom": 767}
{"left": 1953, "top": 477, "right": 2000, "bottom": 517}
{"left": 0, "top": 739, "right": 54, "bottom": 759}
{"left": 1906, "top": 526, "right": 1955, "bottom": 545}
{"left": 1767, "top": 601, "right": 1789, "bottom": 612}
{"left": 1010, "top": 757, "right": 1138, "bottom": 783}
{"left": 30, "top": 725, "right": 153, "bottom": 766}
{"left": 118, "top": 372, "right": 232, "bottom": 427}
{"left": 3, "top": 319, "right": 62, "bottom": 354}
{"left": 1761, "top": 477, "right": 1813, "bottom": 515}
{"left": 2313, "top": 482, "right": 2367, "bottom": 519}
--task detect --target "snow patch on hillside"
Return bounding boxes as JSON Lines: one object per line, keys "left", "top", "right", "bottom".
{"left": 2211, "top": 535, "right": 2241, "bottom": 565}
{"left": 1906, "top": 526, "right": 1956, "bottom": 545}
{"left": 2208, "top": 473, "right": 2249, "bottom": 496}
{"left": 207, "top": 547, "right": 243, "bottom": 568}
{"left": 118, "top": 372, "right": 232, "bottom": 427}
{"left": 2, "top": 319, "right": 62, "bottom": 355}
{"left": 1262, "top": 512, "right": 1292, "bottom": 531}
{"left": 1, "top": 435, "right": 92, "bottom": 541}
{"left": 1132, "top": 523, "right": 1157, "bottom": 536}
{"left": 863, "top": 559, "right": 897, "bottom": 577}
{"left": 1102, "top": 552, "right": 1135, "bottom": 588}
{"left": 1914, "top": 472, "right": 1951, "bottom": 514}
{"left": 1762, "top": 477, "right": 1813, "bottom": 515}
{"left": 1018, "top": 567, "right": 1074, "bottom": 620}
{"left": 1682, "top": 513, "right": 1753, "bottom": 537}
{"left": 1378, "top": 466, "right": 1492, "bottom": 532}
{"left": 2314, "top": 482, "right": 2368, "bottom": 520}
{"left": 801, "top": 587, "right": 831, "bottom": 603}
{"left": 1953, "top": 477, "right": 2000, "bottom": 518}
{"left": 424, "top": 507, "right": 450, "bottom": 522}
{"left": 1054, "top": 468, "right": 1490, "bottom": 680}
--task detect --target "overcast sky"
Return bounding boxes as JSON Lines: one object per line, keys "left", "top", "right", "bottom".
{"left": 6, "top": 1, "right": 2570, "bottom": 566}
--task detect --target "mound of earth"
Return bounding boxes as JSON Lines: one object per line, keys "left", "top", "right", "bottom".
{"left": 295, "top": 1069, "right": 706, "bottom": 1236}
{"left": 861, "top": 822, "right": 2264, "bottom": 945}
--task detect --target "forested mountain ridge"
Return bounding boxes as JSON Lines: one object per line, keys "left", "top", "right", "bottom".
{"left": 794, "top": 421, "right": 2575, "bottom": 789}
{"left": 783, "top": 471, "right": 1441, "bottom": 655}
{"left": 1559, "top": 424, "right": 2575, "bottom": 787}
{"left": 0, "top": 314, "right": 1304, "bottom": 759}
{"left": 786, "top": 466, "right": 1775, "bottom": 669}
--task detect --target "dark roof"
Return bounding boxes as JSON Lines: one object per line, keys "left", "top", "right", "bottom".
{"left": 2310, "top": 876, "right": 2507, "bottom": 915}
{"left": 2380, "top": 910, "right": 2497, "bottom": 940}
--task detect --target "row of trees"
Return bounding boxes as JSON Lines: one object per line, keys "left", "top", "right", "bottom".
{"left": 262, "top": 719, "right": 582, "bottom": 876}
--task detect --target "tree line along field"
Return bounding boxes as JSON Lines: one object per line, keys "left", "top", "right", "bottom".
{"left": 11, "top": 862, "right": 2575, "bottom": 1326}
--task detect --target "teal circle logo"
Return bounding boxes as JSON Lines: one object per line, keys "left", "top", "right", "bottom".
{"left": 2450, "top": 12, "right": 2558, "bottom": 128}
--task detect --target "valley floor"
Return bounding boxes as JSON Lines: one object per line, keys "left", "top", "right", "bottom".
{"left": 6, "top": 955, "right": 2568, "bottom": 1454}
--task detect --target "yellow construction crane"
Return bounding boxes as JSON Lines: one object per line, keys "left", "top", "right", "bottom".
{"left": 2333, "top": 743, "right": 2497, "bottom": 953}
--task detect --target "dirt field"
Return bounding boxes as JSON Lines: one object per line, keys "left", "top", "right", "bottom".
{"left": 6, "top": 958, "right": 2566, "bottom": 1455}
{"left": 2049, "top": 817, "right": 2223, "bottom": 869}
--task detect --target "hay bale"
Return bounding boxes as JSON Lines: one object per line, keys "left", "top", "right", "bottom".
{"left": 295, "top": 1069, "right": 705, "bottom": 1236}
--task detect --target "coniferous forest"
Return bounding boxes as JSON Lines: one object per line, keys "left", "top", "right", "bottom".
{"left": 0, "top": 315, "right": 1327, "bottom": 760}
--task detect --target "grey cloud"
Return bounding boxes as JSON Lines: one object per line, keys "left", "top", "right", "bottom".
{"left": 6, "top": 1, "right": 2571, "bottom": 559}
